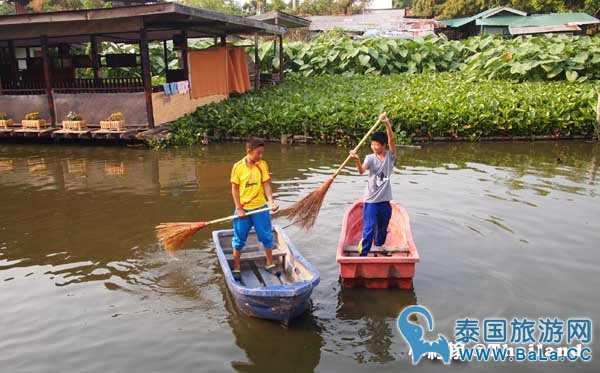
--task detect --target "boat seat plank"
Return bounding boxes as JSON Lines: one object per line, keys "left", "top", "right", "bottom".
{"left": 221, "top": 243, "right": 279, "bottom": 254}
{"left": 240, "top": 268, "right": 263, "bottom": 289}
{"left": 226, "top": 248, "right": 286, "bottom": 263}
{"left": 343, "top": 245, "right": 409, "bottom": 253}
{"left": 255, "top": 264, "right": 283, "bottom": 287}
{"left": 344, "top": 251, "right": 411, "bottom": 258}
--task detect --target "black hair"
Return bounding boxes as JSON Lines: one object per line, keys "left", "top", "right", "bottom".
{"left": 371, "top": 131, "right": 388, "bottom": 146}
{"left": 246, "top": 138, "right": 265, "bottom": 150}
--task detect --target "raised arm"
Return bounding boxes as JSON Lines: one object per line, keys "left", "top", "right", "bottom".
{"left": 381, "top": 113, "right": 395, "bottom": 155}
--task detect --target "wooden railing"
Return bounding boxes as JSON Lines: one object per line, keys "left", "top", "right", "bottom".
{"left": 52, "top": 78, "right": 144, "bottom": 93}
{"left": 0, "top": 80, "right": 46, "bottom": 95}
{"left": 1, "top": 78, "right": 146, "bottom": 95}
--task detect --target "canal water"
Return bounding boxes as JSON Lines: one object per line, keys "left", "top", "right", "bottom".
{"left": 1, "top": 141, "right": 598, "bottom": 373}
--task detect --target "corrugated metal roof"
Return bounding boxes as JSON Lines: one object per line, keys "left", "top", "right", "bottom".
{"left": 308, "top": 8, "right": 408, "bottom": 32}
{"left": 0, "top": 3, "right": 287, "bottom": 38}
{"left": 477, "top": 13, "right": 600, "bottom": 27}
{"left": 509, "top": 24, "right": 581, "bottom": 35}
{"left": 249, "top": 10, "right": 311, "bottom": 28}
{"left": 441, "top": 6, "right": 524, "bottom": 27}
{"left": 442, "top": 16, "right": 472, "bottom": 28}
{"left": 307, "top": 10, "right": 444, "bottom": 38}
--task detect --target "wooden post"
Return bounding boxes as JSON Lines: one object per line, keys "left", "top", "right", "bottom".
{"left": 90, "top": 34, "right": 101, "bottom": 79}
{"left": 279, "top": 34, "right": 284, "bottom": 82}
{"left": 139, "top": 28, "right": 155, "bottom": 129}
{"left": 7, "top": 40, "right": 18, "bottom": 80}
{"left": 163, "top": 40, "right": 168, "bottom": 77}
{"left": 221, "top": 34, "right": 228, "bottom": 95}
{"left": 596, "top": 93, "right": 600, "bottom": 140}
{"left": 40, "top": 35, "right": 56, "bottom": 127}
{"left": 254, "top": 32, "right": 260, "bottom": 90}
{"left": 181, "top": 29, "right": 189, "bottom": 81}
{"left": 596, "top": 94, "right": 600, "bottom": 124}
{"left": 221, "top": 35, "right": 228, "bottom": 95}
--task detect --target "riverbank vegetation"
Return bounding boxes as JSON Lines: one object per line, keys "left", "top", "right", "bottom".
{"left": 259, "top": 34, "right": 600, "bottom": 83}
{"left": 147, "top": 34, "right": 600, "bottom": 148}
{"left": 155, "top": 73, "right": 599, "bottom": 148}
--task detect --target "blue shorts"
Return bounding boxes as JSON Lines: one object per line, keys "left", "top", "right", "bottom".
{"left": 232, "top": 204, "right": 273, "bottom": 250}
{"left": 358, "top": 201, "right": 392, "bottom": 256}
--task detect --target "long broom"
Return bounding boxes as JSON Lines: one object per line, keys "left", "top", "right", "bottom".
{"left": 156, "top": 206, "right": 272, "bottom": 251}
{"left": 282, "top": 112, "right": 387, "bottom": 230}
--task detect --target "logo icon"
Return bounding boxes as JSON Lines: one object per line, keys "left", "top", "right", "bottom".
{"left": 397, "top": 305, "right": 451, "bottom": 365}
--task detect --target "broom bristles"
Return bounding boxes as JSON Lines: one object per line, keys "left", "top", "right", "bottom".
{"left": 282, "top": 178, "right": 333, "bottom": 230}
{"left": 155, "top": 221, "right": 207, "bottom": 251}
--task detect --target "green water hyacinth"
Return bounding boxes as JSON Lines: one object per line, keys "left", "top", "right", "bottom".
{"left": 250, "top": 34, "right": 600, "bottom": 83}
{"left": 460, "top": 34, "right": 600, "bottom": 82}
{"left": 280, "top": 34, "right": 466, "bottom": 76}
{"left": 157, "top": 73, "right": 599, "bottom": 148}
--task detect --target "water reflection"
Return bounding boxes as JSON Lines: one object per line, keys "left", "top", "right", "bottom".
{"left": 1, "top": 142, "right": 598, "bottom": 196}
{"left": 1, "top": 141, "right": 600, "bottom": 373}
{"left": 331, "top": 288, "right": 416, "bottom": 364}
{"left": 1, "top": 141, "right": 599, "bottom": 293}
{"left": 224, "top": 287, "right": 324, "bottom": 372}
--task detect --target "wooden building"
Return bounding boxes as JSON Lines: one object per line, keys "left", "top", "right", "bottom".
{"left": 0, "top": 3, "right": 286, "bottom": 140}
{"left": 441, "top": 6, "right": 600, "bottom": 39}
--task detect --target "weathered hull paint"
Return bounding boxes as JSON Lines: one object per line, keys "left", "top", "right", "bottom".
{"left": 213, "top": 225, "right": 320, "bottom": 324}
{"left": 336, "top": 200, "right": 420, "bottom": 289}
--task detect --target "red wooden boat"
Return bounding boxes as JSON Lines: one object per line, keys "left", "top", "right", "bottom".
{"left": 336, "top": 200, "right": 420, "bottom": 289}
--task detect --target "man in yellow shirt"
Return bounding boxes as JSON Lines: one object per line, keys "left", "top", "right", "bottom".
{"left": 230, "top": 139, "right": 279, "bottom": 282}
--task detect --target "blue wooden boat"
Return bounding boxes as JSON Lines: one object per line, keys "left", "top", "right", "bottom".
{"left": 212, "top": 225, "right": 320, "bottom": 325}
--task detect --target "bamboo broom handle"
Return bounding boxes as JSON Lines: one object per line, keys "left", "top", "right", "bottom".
{"left": 331, "top": 112, "right": 386, "bottom": 179}
{"left": 207, "top": 206, "right": 272, "bottom": 225}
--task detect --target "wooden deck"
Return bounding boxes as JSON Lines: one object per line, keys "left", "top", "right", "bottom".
{"left": 10, "top": 127, "right": 55, "bottom": 138}
{"left": 0, "top": 125, "right": 149, "bottom": 142}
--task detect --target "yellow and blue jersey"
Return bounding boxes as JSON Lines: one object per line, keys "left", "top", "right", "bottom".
{"left": 230, "top": 157, "right": 271, "bottom": 210}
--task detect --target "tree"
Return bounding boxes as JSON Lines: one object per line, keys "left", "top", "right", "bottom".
{"left": 295, "top": 0, "right": 372, "bottom": 15}
{"left": 179, "top": 0, "right": 242, "bottom": 15}
{"left": 413, "top": 0, "right": 600, "bottom": 19}
{"left": 436, "top": 0, "right": 510, "bottom": 19}
{"left": 269, "top": 0, "right": 289, "bottom": 11}
{"left": 412, "top": 0, "right": 440, "bottom": 17}
{"left": 2, "top": 0, "right": 108, "bottom": 14}
{"left": 511, "top": 0, "right": 565, "bottom": 13}
{"left": 393, "top": 0, "right": 413, "bottom": 8}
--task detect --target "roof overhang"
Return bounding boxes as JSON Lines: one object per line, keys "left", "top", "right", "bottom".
{"left": 567, "top": 20, "right": 600, "bottom": 26}
{"left": 482, "top": 6, "right": 527, "bottom": 18}
{"left": 442, "top": 6, "right": 527, "bottom": 28}
{"left": 476, "top": 13, "right": 600, "bottom": 28}
{"left": 509, "top": 24, "right": 581, "bottom": 35}
{"left": 0, "top": 3, "right": 286, "bottom": 43}
{"left": 249, "top": 10, "right": 311, "bottom": 29}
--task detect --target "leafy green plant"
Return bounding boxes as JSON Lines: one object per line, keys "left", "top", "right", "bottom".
{"left": 461, "top": 34, "right": 600, "bottom": 82}
{"left": 108, "top": 112, "right": 123, "bottom": 121}
{"left": 66, "top": 111, "right": 82, "bottom": 121}
{"left": 155, "top": 73, "right": 598, "bottom": 148}
{"left": 250, "top": 34, "right": 600, "bottom": 83}
{"left": 25, "top": 112, "right": 40, "bottom": 120}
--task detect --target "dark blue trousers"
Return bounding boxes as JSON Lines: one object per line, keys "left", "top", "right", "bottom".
{"left": 359, "top": 201, "right": 392, "bottom": 256}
